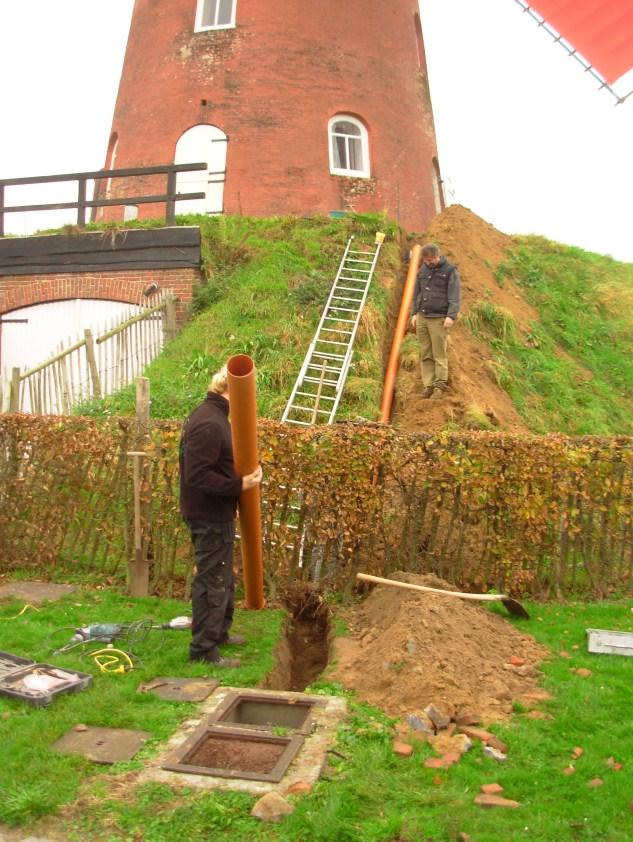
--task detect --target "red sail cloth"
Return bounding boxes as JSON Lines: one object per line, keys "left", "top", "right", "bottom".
{"left": 527, "top": 0, "right": 633, "bottom": 83}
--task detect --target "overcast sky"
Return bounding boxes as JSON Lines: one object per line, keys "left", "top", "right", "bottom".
{"left": 1, "top": 0, "right": 632, "bottom": 261}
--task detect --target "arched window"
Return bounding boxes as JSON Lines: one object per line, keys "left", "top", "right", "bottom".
{"left": 328, "top": 116, "right": 370, "bottom": 178}
{"left": 195, "top": 0, "right": 236, "bottom": 31}
{"left": 174, "top": 124, "right": 228, "bottom": 215}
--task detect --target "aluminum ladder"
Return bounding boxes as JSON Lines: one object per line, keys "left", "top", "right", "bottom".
{"left": 281, "top": 232, "right": 384, "bottom": 426}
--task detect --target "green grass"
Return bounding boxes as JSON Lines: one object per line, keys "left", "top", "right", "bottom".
{"left": 2, "top": 592, "right": 633, "bottom": 840}
{"left": 472, "top": 239, "right": 633, "bottom": 435}
{"left": 0, "top": 590, "right": 284, "bottom": 828}
{"left": 75, "top": 213, "right": 398, "bottom": 423}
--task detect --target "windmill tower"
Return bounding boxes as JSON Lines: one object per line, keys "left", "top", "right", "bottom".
{"left": 100, "top": 0, "right": 445, "bottom": 231}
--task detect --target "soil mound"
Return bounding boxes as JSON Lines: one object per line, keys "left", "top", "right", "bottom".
{"left": 391, "top": 204, "right": 534, "bottom": 434}
{"left": 330, "top": 572, "right": 549, "bottom": 724}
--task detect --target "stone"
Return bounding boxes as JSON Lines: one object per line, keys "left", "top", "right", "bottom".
{"left": 483, "top": 745, "right": 507, "bottom": 762}
{"left": 286, "top": 781, "right": 312, "bottom": 795}
{"left": 441, "top": 752, "right": 461, "bottom": 767}
{"left": 424, "top": 704, "right": 452, "bottom": 730}
{"left": 458, "top": 726, "right": 493, "bottom": 742}
{"left": 430, "top": 733, "right": 472, "bottom": 756}
{"left": 474, "top": 794, "right": 520, "bottom": 809}
{"left": 521, "top": 690, "right": 552, "bottom": 702}
{"left": 251, "top": 792, "right": 294, "bottom": 823}
{"left": 572, "top": 746, "right": 584, "bottom": 758}
{"left": 455, "top": 708, "right": 481, "bottom": 727}
{"left": 424, "top": 757, "right": 447, "bottom": 769}
{"left": 587, "top": 778, "right": 604, "bottom": 788}
{"left": 393, "top": 741, "right": 413, "bottom": 757}
{"left": 74, "top": 723, "right": 88, "bottom": 732}
{"left": 480, "top": 782, "right": 504, "bottom": 794}
{"left": 510, "top": 655, "right": 526, "bottom": 666}
{"left": 406, "top": 713, "right": 434, "bottom": 733}
{"left": 575, "top": 668, "right": 592, "bottom": 678}
{"left": 562, "top": 766, "right": 576, "bottom": 775}
{"left": 485, "top": 736, "right": 508, "bottom": 754}
{"left": 525, "top": 710, "right": 553, "bottom": 720}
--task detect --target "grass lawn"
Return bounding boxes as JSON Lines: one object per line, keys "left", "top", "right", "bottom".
{"left": 0, "top": 590, "right": 632, "bottom": 841}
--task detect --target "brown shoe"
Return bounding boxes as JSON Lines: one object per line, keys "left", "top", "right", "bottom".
{"left": 421, "top": 386, "right": 434, "bottom": 399}
{"left": 431, "top": 387, "right": 444, "bottom": 400}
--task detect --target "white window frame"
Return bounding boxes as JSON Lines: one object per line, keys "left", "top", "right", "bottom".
{"left": 328, "top": 115, "right": 370, "bottom": 178}
{"left": 194, "top": 0, "right": 236, "bottom": 32}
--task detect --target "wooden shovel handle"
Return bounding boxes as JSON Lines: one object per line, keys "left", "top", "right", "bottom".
{"left": 356, "top": 572, "right": 507, "bottom": 602}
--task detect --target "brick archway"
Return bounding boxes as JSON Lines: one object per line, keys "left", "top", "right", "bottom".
{"left": 0, "top": 268, "right": 200, "bottom": 321}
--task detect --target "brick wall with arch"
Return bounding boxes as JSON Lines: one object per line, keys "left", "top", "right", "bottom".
{"left": 0, "top": 268, "right": 201, "bottom": 322}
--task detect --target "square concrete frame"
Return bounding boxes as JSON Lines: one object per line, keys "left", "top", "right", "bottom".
{"left": 139, "top": 686, "right": 347, "bottom": 796}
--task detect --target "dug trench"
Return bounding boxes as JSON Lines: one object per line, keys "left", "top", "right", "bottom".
{"left": 262, "top": 585, "right": 331, "bottom": 693}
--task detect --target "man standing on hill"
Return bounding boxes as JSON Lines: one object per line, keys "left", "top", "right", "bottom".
{"left": 179, "top": 364, "right": 262, "bottom": 666}
{"left": 410, "top": 243, "right": 461, "bottom": 399}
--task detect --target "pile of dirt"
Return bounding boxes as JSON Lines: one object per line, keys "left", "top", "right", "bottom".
{"left": 330, "top": 572, "right": 549, "bottom": 724}
{"left": 391, "top": 204, "right": 535, "bottom": 434}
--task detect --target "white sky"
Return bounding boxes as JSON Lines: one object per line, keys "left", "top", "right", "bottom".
{"left": 1, "top": 0, "right": 632, "bottom": 261}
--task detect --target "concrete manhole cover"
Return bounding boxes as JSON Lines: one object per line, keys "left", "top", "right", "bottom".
{"left": 53, "top": 726, "right": 151, "bottom": 764}
{"left": 138, "top": 677, "right": 219, "bottom": 702}
{"left": 0, "top": 582, "right": 76, "bottom": 604}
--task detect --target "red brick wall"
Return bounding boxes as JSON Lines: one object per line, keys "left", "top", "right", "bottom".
{"left": 0, "top": 268, "right": 201, "bottom": 322}
{"left": 103, "top": 0, "right": 442, "bottom": 232}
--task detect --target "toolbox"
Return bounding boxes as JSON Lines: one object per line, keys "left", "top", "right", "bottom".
{"left": 0, "top": 651, "right": 92, "bottom": 707}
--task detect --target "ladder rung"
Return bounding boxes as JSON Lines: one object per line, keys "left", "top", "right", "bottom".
{"left": 332, "top": 295, "right": 363, "bottom": 303}
{"left": 327, "top": 305, "right": 360, "bottom": 313}
{"left": 346, "top": 258, "right": 374, "bottom": 264}
{"left": 296, "top": 392, "right": 336, "bottom": 398}
{"left": 307, "top": 364, "right": 342, "bottom": 375}
{"left": 340, "top": 271, "right": 371, "bottom": 277}
{"left": 316, "top": 338, "right": 348, "bottom": 346}
{"left": 296, "top": 391, "right": 336, "bottom": 401}
{"left": 312, "top": 351, "right": 346, "bottom": 360}
{"left": 285, "top": 419, "right": 311, "bottom": 426}
{"left": 349, "top": 250, "right": 375, "bottom": 256}
{"left": 289, "top": 405, "right": 331, "bottom": 416}
{"left": 335, "top": 285, "right": 367, "bottom": 293}
{"left": 319, "top": 328, "right": 353, "bottom": 335}
{"left": 324, "top": 316, "right": 355, "bottom": 323}
{"left": 303, "top": 375, "right": 339, "bottom": 386}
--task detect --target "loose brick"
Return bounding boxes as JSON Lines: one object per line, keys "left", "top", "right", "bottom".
{"left": 393, "top": 741, "right": 413, "bottom": 757}
{"left": 474, "top": 794, "right": 520, "bottom": 809}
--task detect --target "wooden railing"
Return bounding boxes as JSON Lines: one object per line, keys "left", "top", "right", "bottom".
{"left": 0, "top": 162, "right": 214, "bottom": 236}
{"left": 5, "top": 292, "right": 176, "bottom": 414}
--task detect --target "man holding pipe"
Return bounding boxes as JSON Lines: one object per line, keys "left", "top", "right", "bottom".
{"left": 410, "top": 243, "right": 461, "bottom": 400}
{"left": 179, "top": 365, "right": 263, "bottom": 666}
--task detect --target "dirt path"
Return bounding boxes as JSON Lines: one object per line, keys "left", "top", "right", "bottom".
{"left": 390, "top": 205, "right": 534, "bottom": 434}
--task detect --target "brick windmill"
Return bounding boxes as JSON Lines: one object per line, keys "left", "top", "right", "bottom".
{"left": 98, "top": 0, "right": 446, "bottom": 232}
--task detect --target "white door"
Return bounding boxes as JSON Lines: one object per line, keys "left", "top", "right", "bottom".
{"left": 174, "top": 125, "right": 227, "bottom": 215}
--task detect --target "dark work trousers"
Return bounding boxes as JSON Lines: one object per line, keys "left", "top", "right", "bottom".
{"left": 187, "top": 520, "right": 236, "bottom": 661}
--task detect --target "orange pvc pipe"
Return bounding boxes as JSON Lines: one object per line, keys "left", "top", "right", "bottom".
{"left": 378, "top": 244, "right": 422, "bottom": 423}
{"left": 227, "top": 354, "right": 265, "bottom": 609}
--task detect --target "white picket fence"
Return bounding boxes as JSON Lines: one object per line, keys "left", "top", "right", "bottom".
{"left": 2, "top": 291, "right": 176, "bottom": 414}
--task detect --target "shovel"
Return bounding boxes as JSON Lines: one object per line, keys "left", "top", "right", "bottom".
{"left": 356, "top": 572, "right": 529, "bottom": 619}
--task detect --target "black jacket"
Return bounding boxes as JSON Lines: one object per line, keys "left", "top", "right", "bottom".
{"left": 179, "top": 392, "right": 242, "bottom": 523}
{"left": 411, "top": 257, "right": 461, "bottom": 320}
